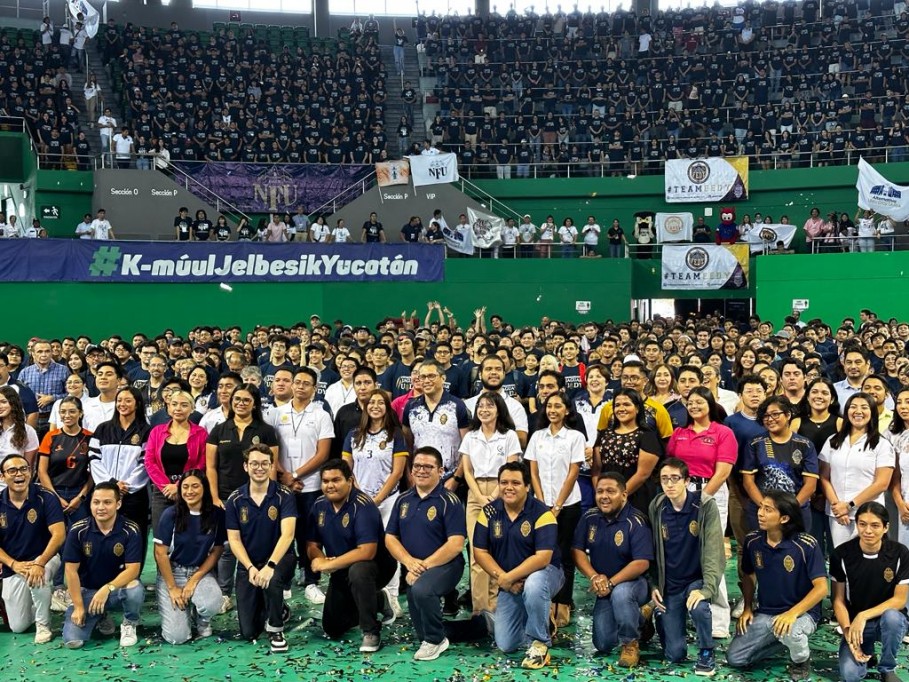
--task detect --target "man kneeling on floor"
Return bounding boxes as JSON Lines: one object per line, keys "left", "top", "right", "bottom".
{"left": 726, "top": 490, "right": 828, "bottom": 681}
{"left": 62, "top": 481, "right": 144, "bottom": 648}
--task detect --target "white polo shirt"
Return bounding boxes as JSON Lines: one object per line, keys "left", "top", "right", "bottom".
{"left": 463, "top": 392, "right": 528, "bottom": 435}
{"left": 269, "top": 400, "right": 334, "bottom": 492}
{"left": 523, "top": 425, "right": 585, "bottom": 507}
{"left": 459, "top": 428, "right": 522, "bottom": 478}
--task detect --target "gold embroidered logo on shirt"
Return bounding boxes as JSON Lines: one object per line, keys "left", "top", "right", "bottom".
{"left": 783, "top": 555, "right": 795, "bottom": 573}
{"left": 239, "top": 507, "right": 249, "bottom": 524}
{"left": 379, "top": 440, "right": 387, "bottom": 450}
{"left": 318, "top": 511, "right": 325, "bottom": 527}
{"left": 661, "top": 524, "right": 668, "bottom": 540}
{"left": 130, "top": 434, "right": 141, "bottom": 445}
{"left": 885, "top": 567, "right": 895, "bottom": 583}
{"left": 754, "top": 551, "right": 764, "bottom": 569}
{"left": 492, "top": 520, "right": 503, "bottom": 538}
{"left": 427, "top": 506, "right": 437, "bottom": 521}
{"left": 439, "top": 414, "right": 448, "bottom": 425}
{"left": 792, "top": 449, "right": 803, "bottom": 465}
{"left": 342, "top": 513, "right": 350, "bottom": 528}
{"left": 589, "top": 525, "right": 598, "bottom": 543}
{"left": 26, "top": 509, "right": 38, "bottom": 524}
{"left": 614, "top": 530, "right": 624, "bottom": 546}
{"left": 520, "top": 520, "right": 531, "bottom": 537}
{"left": 0, "top": 513, "right": 6, "bottom": 529}
{"left": 83, "top": 541, "right": 92, "bottom": 557}
{"left": 400, "top": 503, "right": 409, "bottom": 519}
{"left": 689, "top": 520, "right": 699, "bottom": 537}
{"left": 113, "top": 542, "right": 124, "bottom": 557}
{"left": 252, "top": 435, "right": 261, "bottom": 445}
{"left": 268, "top": 505, "right": 278, "bottom": 521}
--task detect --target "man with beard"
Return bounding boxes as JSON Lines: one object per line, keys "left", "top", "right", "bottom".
{"left": 136, "top": 354, "right": 168, "bottom": 416}
{"left": 463, "top": 356, "right": 528, "bottom": 449}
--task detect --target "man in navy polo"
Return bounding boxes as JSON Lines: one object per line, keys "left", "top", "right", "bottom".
{"left": 386, "top": 446, "right": 466, "bottom": 661}
{"left": 62, "top": 481, "right": 144, "bottom": 648}
{"left": 572, "top": 471, "right": 654, "bottom": 669}
{"left": 225, "top": 443, "right": 297, "bottom": 654}
{"left": 473, "top": 461, "right": 563, "bottom": 670}
{"left": 726, "top": 490, "right": 828, "bottom": 681}
{"left": 0, "top": 453, "right": 65, "bottom": 643}
{"left": 307, "top": 458, "right": 396, "bottom": 653}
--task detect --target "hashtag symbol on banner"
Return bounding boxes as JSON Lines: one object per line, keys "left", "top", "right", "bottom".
{"left": 89, "top": 246, "right": 122, "bottom": 277}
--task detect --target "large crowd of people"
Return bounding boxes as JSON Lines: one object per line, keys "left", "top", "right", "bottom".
{"left": 4, "top": 305, "right": 909, "bottom": 679}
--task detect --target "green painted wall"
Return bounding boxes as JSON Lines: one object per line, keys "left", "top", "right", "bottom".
{"left": 472, "top": 162, "right": 909, "bottom": 253}
{"left": 755, "top": 252, "right": 909, "bottom": 325}
{"left": 35, "top": 171, "right": 94, "bottom": 237}
{"left": 0, "top": 259, "right": 632, "bottom": 343}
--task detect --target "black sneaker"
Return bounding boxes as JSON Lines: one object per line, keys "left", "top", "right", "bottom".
{"left": 443, "top": 590, "right": 459, "bottom": 617}
{"left": 695, "top": 648, "right": 716, "bottom": 677}
{"left": 269, "top": 631, "right": 288, "bottom": 654}
{"left": 788, "top": 659, "right": 811, "bottom": 682}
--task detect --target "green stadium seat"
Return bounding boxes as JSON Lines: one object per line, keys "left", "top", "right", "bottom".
{"left": 213, "top": 21, "right": 226, "bottom": 33}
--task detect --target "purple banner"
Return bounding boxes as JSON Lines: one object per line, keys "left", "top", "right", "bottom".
{"left": 173, "top": 162, "right": 372, "bottom": 213}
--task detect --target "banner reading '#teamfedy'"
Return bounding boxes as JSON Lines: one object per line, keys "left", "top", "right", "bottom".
{"left": 662, "top": 244, "right": 750, "bottom": 290}
{"left": 665, "top": 157, "right": 749, "bottom": 203}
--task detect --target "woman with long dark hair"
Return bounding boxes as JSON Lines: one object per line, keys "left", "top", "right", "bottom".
{"left": 593, "top": 388, "right": 663, "bottom": 514}
{"left": 153, "top": 469, "right": 226, "bottom": 644}
{"left": 525, "top": 392, "right": 585, "bottom": 627}
{"left": 0, "top": 385, "right": 39, "bottom": 469}
{"left": 888, "top": 387, "right": 909, "bottom": 545}
{"left": 819, "top": 392, "right": 895, "bottom": 547}
{"left": 460, "top": 391, "right": 521, "bottom": 616}
{"left": 88, "top": 386, "right": 152, "bottom": 565}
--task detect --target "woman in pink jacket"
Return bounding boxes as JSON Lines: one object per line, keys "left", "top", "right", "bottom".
{"left": 146, "top": 390, "right": 209, "bottom": 533}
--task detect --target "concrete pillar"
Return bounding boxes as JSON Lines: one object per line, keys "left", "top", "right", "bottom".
{"left": 313, "top": 0, "right": 330, "bottom": 38}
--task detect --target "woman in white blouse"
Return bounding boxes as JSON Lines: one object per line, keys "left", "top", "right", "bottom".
{"left": 524, "top": 392, "right": 586, "bottom": 625}
{"left": 819, "top": 392, "right": 895, "bottom": 547}
{"left": 887, "top": 387, "right": 909, "bottom": 545}
{"left": 460, "top": 391, "right": 521, "bottom": 616}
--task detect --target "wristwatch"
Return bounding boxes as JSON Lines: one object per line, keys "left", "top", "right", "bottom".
{"left": 848, "top": 500, "right": 856, "bottom": 509}
{"left": 107, "top": 583, "right": 117, "bottom": 592}
{"left": 266, "top": 560, "right": 277, "bottom": 569}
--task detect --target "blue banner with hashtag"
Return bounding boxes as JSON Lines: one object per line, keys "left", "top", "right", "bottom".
{"left": 0, "top": 240, "right": 445, "bottom": 283}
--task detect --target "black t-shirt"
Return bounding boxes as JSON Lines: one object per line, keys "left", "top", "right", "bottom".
{"left": 362, "top": 221, "right": 384, "bottom": 242}
{"left": 207, "top": 419, "right": 279, "bottom": 500}
{"left": 192, "top": 219, "right": 213, "bottom": 240}
{"left": 401, "top": 223, "right": 421, "bottom": 243}
{"left": 830, "top": 537, "right": 909, "bottom": 619}
{"left": 216, "top": 224, "right": 231, "bottom": 241}
{"left": 174, "top": 216, "right": 191, "bottom": 240}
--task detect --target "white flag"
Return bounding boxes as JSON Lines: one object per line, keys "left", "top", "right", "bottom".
{"left": 407, "top": 153, "right": 459, "bottom": 187}
{"left": 856, "top": 157, "right": 909, "bottom": 221}
{"left": 467, "top": 207, "right": 504, "bottom": 249}
{"left": 741, "top": 224, "right": 798, "bottom": 253}
{"left": 655, "top": 212, "right": 693, "bottom": 242}
{"left": 441, "top": 223, "right": 473, "bottom": 255}
{"left": 68, "top": 0, "right": 100, "bottom": 38}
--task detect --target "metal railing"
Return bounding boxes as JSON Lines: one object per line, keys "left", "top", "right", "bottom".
{"left": 456, "top": 176, "right": 524, "bottom": 222}
{"left": 311, "top": 170, "right": 378, "bottom": 216}
{"left": 809, "top": 234, "right": 902, "bottom": 253}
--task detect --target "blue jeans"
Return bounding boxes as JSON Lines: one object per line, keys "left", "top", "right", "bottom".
{"left": 656, "top": 580, "right": 714, "bottom": 662}
{"left": 839, "top": 609, "right": 908, "bottom": 682}
{"left": 494, "top": 564, "right": 564, "bottom": 652}
{"left": 407, "top": 558, "right": 464, "bottom": 645}
{"left": 726, "top": 612, "right": 816, "bottom": 667}
{"left": 608, "top": 243, "right": 623, "bottom": 258}
{"left": 157, "top": 564, "right": 222, "bottom": 644}
{"left": 53, "top": 486, "right": 90, "bottom": 588}
{"left": 63, "top": 583, "right": 145, "bottom": 645}
{"left": 592, "top": 576, "right": 648, "bottom": 652}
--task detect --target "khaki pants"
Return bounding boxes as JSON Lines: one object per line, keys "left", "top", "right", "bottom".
{"left": 467, "top": 478, "right": 499, "bottom": 614}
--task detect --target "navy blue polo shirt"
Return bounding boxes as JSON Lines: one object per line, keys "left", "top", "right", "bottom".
{"left": 473, "top": 496, "right": 560, "bottom": 572}
{"left": 307, "top": 488, "right": 385, "bottom": 559}
{"left": 225, "top": 481, "right": 297, "bottom": 565}
{"left": 659, "top": 491, "right": 703, "bottom": 594}
{"left": 572, "top": 502, "right": 653, "bottom": 579}
{"left": 155, "top": 505, "right": 227, "bottom": 568}
{"left": 62, "top": 514, "right": 144, "bottom": 589}
{"left": 741, "top": 530, "right": 826, "bottom": 621}
{"left": 386, "top": 484, "right": 467, "bottom": 560}
{"left": 0, "top": 483, "right": 64, "bottom": 568}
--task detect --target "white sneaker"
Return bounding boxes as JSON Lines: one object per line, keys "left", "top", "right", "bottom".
{"left": 120, "top": 622, "right": 138, "bottom": 647}
{"left": 34, "top": 623, "right": 53, "bottom": 644}
{"left": 219, "top": 595, "right": 233, "bottom": 614}
{"left": 283, "top": 589, "right": 292, "bottom": 600}
{"left": 97, "top": 614, "right": 116, "bottom": 636}
{"left": 50, "top": 588, "right": 70, "bottom": 613}
{"left": 711, "top": 629, "right": 729, "bottom": 640}
{"left": 382, "top": 587, "right": 403, "bottom": 619}
{"left": 903, "top": 634, "right": 909, "bottom": 644}
{"left": 304, "top": 584, "right": 326, "bottom": 605}
{"left": 413, "top": 637, "right": 450, "bottom": 661}
{"left": 196, "top": 621, "right": 213, "bottom": 639}
{"left": 731, "top": 599, "right": 745, "bottom": 619}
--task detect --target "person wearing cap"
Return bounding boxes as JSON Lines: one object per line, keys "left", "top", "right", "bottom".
{"left": 0, "top": 453, "right": 65, "bottom": 644}
{"left": 518, "top": 215, "right": 537, "bottom": 259}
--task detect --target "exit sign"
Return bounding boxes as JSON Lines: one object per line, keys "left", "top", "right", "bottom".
{"left": 40, "top": 205, "right": 60, "bottom": 220}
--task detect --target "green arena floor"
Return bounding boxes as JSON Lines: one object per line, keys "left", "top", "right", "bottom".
{"left": 3, "top": 554, "right": 905, "bottom": 682}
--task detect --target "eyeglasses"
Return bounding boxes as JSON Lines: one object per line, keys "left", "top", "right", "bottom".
{"left": 660, "top": 475, "right": 684, "bottom": 484}
{"left": 293, "top": 381, "right": 315, "bottom": 387}
{"left": 247, "top": 461, "right": 271, "bottom": 469}
{"left": 233, "top": 397, "right": 253, "bottom": 404}
{"left": 762, "top": 411, "right": 787, "bottom": 421}
{"left": 2, "top": 466, "right": 30, "bottom": 476}
{"left": 419, "top": 374, "right": 440, "bottom": 380}
{"left": 412, "top": 463, "right": 437, "bottom": 471}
